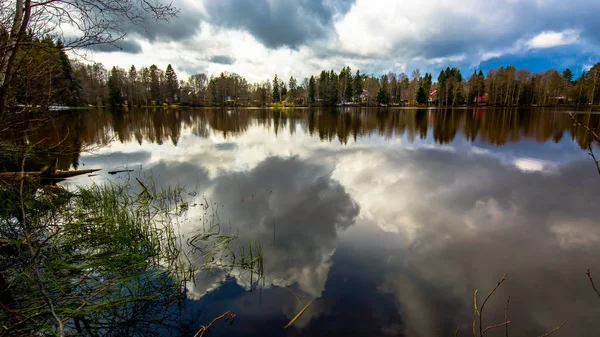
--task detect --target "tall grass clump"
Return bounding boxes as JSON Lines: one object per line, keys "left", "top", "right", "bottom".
{"left": 0, "top": 176, "right": 262, "bottom": 337}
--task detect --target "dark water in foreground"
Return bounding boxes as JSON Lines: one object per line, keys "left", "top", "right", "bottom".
{"left": 51, "top": 108, "right": 600, "bottom": 336}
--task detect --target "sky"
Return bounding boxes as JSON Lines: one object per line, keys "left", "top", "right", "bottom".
{"left": 83, "top": 0, "right": 600, "bottom": 83}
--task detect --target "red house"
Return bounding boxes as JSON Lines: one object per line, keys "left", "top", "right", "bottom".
{"left": 475, "top": 94, "right": 487, "bottom": 104}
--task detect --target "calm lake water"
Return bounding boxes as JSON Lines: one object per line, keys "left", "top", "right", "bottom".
{"left": 55, "top": 107, "right": 600, "bottom": 336}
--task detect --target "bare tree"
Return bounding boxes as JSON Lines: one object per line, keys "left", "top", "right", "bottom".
{"left": 0, "top": 0, "right": 178, "bottom": 116}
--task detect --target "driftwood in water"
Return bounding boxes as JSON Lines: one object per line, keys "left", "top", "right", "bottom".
{"left": 108, "top": 169, "right": 134, "bottom": 175}
{"left": 0, "top": 169, "right": 101, "bottom": 183}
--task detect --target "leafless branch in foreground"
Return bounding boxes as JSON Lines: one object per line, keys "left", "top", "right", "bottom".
{"left": 586, "top": 268, "right": 600, "bottom": 298}
{"left": 569, "top": 113, "right": 600, "bottom": 175}
{"left": 482, "top": 321, "right": 510, "bottom": 334}
{"left": 504, "top": 296, "right": 510, "bottom": 337}
{"left": 472, "top": 289, "right": 479, "bottom": 337}
{"left": 479, "top": 274, "right": 507, "bottom": 337}
{"left": 538, "top": 321, "right": 566, "bottom": 337}
{"left": 193, "top": 311, "right": 235, "bottom": 337}
{"left": 471, "top": 274, "right": 566, "bottom": 337}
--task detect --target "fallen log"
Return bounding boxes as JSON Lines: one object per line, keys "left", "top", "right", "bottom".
{"left": 0, "top": 169, "right": 101, "bottom": 182}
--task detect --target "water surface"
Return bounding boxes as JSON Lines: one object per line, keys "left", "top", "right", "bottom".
{"left": 51, "top": 108, "right": 600, "bottom": 336}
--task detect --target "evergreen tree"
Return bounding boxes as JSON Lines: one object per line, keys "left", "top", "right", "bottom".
{"left": 149, "top": 64, "right": 160, "bottom": 103}
{"left": 416, "top": 86, "right": 427, "bottom": 104}
{"left": 328, "top": 70, "right": 339, "bottom": 106}
{"left": 272, "top": 75, "right": 280, "bottom": 102}
{"left": 377, "top": 75, "right": 389, "bottom": 104}
{"left": 563, "top": 68, "right": 574, "bottom": 84}
{"left": 108, "top": 66, "right": 123, "bottom": 107}
{"left": 280, "top": 80, "right": 287, "bottom": 100}
{"left": 128, "top": 65, "right": 138, "bottom": 106}
{"left": 353, "top": 70, "right": 363, "bottom": 102}
{"left": 165, "top": 64, "right": 179, "bottom": 104}
{"left": 308, "top": 76, "right": 316, "bottom": 105}
{"left": 288, "top": 76, "right": 297, "bottom": 91}
{"left": 55, "top": 39, "right": 81, "bottom": 106}
{"left": 422, "top": 73, "right": 432, "bottom": 96}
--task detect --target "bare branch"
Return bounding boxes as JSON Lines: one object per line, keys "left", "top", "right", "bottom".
{"left": 505, "top": 296, "right": 510, "bottom": 337}
{"left": 586, "top": 268, "right": 600, "bottom": 298}
{"left": 482, "top": 321, "right": 510, "bottom": 335}
{"left": 538, "top": 321, "right": 566, "bottom": 337}
{"left": 570, "top": 113, "right": 600, "bottom": 175}
{"left": 472, "top": 289, "right": 478, "bottom": 337}
{"left": 480, "top": 274, "right": 507, "bottom": 337}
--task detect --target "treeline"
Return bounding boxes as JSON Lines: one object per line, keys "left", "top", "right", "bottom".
{"left": 9, "top": 108, "right": 600, "bottom": 172}
{"left": 0, "top": 31, "right": 82, "bottom": 108}
{"left": 3, "top": 34, "right": 600, "bottom": 108}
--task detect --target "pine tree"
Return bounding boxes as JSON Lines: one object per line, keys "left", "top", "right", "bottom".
{"left": 416, "top": 86, "right": 427, "bottom": 104}
{"left": 280, "top": 80, "right": 287, "bottom": 100}
{"left": 108, "top": 66, "right": 123, "bottom": 107}
{"left": 378, "top": 75, "right": 389, "bottom": 104}
{"left": 165, "top": 64, "right": 179, "bottom": 104}
{"left": 56, "top": 39, "right": 81, "bottom": 105}
{"left": 288, "top": 76, "right": 297, "bottom": 91}
{"left": 563, "top": 68, "right": 573, "bottom": 84}
{"left": 149, "top": 64, "right": 160, "bottom": 103}
{"left": 128, "top": 65, "right": 137, "bottom": 106}
{"left": 272, "top": 75, "right": 280, "bottom": 102}
{"left": 353, "top": 70, "right": 363, "bottom": 102}
{"left": 308, "top": 76, "right": 316, "bottom": 105}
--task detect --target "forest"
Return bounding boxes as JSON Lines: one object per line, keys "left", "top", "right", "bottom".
{"left": 2, "top": 31, "right": 600, "bottom": 109}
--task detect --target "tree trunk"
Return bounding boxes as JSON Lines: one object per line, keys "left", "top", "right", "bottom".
{"left": 0, "top": 0, "right": 31, "bottom": 116}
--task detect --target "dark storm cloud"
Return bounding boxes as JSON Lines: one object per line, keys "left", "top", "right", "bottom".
{"left": 426, "top": 0, "right": 600, "bottom": 61}
{"left": 208, "top": 55, "right": 235, "bottom": 65}
{"left": 210, "top": 156, "right": 359, "bottom": 292}
{"left": 203, "top": 0, "right": 354, "bottom": 49}
{"left": 88, "top": 39, "right": 144, "bottom": 54}
{"left": 121, "top": 3, "right": 203, "bottom": 43}
{"left": 180, "top": 156, "right": 359, "bottom": 298}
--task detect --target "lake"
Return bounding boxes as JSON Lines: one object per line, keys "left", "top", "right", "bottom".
{"left": 52, "top": 107, "right": 600, "bottom": 336}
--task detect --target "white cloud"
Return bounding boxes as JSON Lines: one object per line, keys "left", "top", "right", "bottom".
{"left": 526, "top": 29, "right": 580, "bottom": 49}
{"left": 82, "top": 0, "right": 600, "bottom": 81}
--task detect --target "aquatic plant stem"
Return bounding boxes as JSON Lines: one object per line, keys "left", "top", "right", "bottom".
{"left": 19, "top": 154, "right": 65, "bottom": 336}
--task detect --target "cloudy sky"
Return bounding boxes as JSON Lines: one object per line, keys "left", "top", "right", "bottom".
{"left": 86, "top": 0, "right": 600, "bottom": 83}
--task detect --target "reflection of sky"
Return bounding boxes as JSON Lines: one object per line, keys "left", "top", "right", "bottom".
{"left": 77, "top": 112, "right": 600, "bottom": 337}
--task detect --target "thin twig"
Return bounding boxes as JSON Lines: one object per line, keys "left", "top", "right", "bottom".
{"left": 505, "top": 296, "right": 510, "bottom": 337}
{"left": 480, "top": 274, "right": 507, "bottom": 337}
{"left": 482, "top": 321, "right": 510, "bottom": 334}
{"left": 570, "top": 113, "right": 600, "bottom": 140}
{"left": 587, "top": 144, "right": 600, "bottom": 175}
{"left": 472, "top": 289, "right": 478, "bottom": 337}
{"left": 538, "top": 321, "right": 566, "bottom": 337}
{"left": 570, "top": 113, "right": 600, "bottom": 175}
{"left": 193, "top": 311, "right": 235, "bottom": 337}
{"left": 586, "top": 269, "right": 600, "bottom": 298}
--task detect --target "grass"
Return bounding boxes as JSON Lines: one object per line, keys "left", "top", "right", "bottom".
{"left": 0, "top": 177, "right": 263, "bottom": 336}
